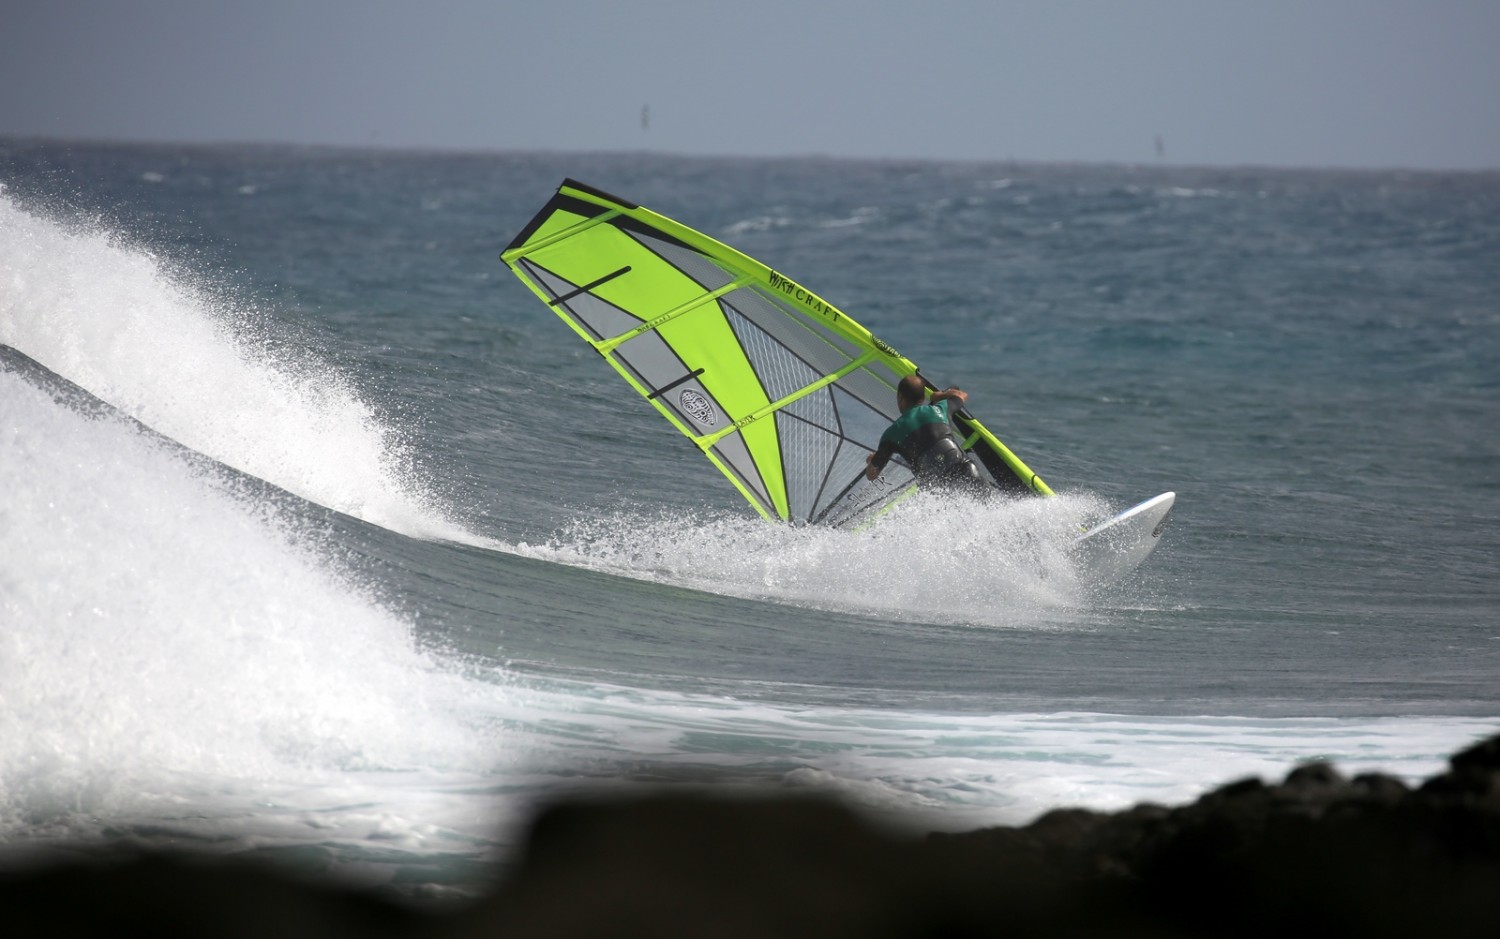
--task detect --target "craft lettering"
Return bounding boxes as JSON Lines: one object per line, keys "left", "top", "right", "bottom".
{"left": 768, "top": 271, "right": 840, "bottom": 324}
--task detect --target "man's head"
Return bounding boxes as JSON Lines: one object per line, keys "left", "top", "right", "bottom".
{"left": 896, "top": 375, "right": 927, "bottom": 411}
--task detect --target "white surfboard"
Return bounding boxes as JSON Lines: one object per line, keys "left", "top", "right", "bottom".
{"left": 1071, "top": 491, "right": 1175, "bottom": 581}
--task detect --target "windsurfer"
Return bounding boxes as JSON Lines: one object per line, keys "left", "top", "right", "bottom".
{"left": 865, "top": 375, "right": 983, "bottom": 492}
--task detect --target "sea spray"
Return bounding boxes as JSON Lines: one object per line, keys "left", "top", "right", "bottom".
{"left": 0, "top": 374, "right": 501, "bottom": 837}
{"left": 0, "top": 194, "right": 467, "bottom": 541}
{"left": 514, "top": 490, "right": 1124, "bottom": 627}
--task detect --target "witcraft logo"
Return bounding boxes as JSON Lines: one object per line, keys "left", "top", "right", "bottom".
{"left": 767, "top": 270, "right": 841, "bottom": 324}
{"left": 679, "top": 389, "right": 717, "bottom": 426}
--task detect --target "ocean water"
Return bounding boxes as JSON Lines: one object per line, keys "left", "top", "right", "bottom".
{"left": 2, "top": 140, "right": 1497, "bottom": 898}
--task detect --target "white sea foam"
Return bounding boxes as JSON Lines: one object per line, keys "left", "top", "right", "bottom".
{"left": 0, "top": 383, "right": 1479, "bottom": 873}
{"left": 480, "top": 675, "right": 1496, "bottom": 834}
{"left": 513, "top": 490, "right": 1126, "bottom": 627}
{"left": 0, "top": 194, "right": 468, "bottom": 541}
{"left": 722, "top": 215, "right": 794, "bottom": 235}
{"left": 0, "top": 374, "right": 501, "bottom": 843}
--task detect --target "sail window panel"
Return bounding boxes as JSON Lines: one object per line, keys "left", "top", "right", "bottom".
{"left": 823, "top": 442, "right": 877, "bottom": 507}
{"left": 833, "top": 372, "right": 900, "bottom": 425}
{"left": 719, "top": 286, "right": 865, "bottom": 374}
{"left": 830, "top": 384, "right": 898, "bottom": 450}
{"left": 781, "top": 385, "right": 839, "bottom": 436}
{"left": 775, "top": 410, "right": 842, "bottom": 523}
{"left": 814, "top": 443, "right": 914, "bottom": 525}
{"left": 721, "top": 305, "right": 825, "bottom": 404}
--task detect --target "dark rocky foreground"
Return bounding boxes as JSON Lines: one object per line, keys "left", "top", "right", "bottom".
{"left": 6, "top": 734, "right": 1499, "bottom": 938}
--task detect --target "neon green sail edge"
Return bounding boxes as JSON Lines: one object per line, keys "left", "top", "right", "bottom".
{"left": 501, "top": 179, "right": 1052, "bottom": 522}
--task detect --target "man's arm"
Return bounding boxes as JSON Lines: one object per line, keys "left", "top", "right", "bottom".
{"left": 865, "top": 441, "right": 897, "bottom": 481}
{"left": 928, "top": 386, "right": 967, "bottom": 408}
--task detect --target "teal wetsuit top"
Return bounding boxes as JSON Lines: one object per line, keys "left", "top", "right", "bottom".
{"left": 869, "top": 399, "right": 978, "bottom": 486}
{"left": 873, "top": 400, "right": 951, "bottom": 466}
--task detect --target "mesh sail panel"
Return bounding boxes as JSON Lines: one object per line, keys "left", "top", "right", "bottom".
{"left": 722, "top": 284, "right": 866, "bottom": 372}
{"left": 722, "top": 304, "right": 823, "bottom": 403}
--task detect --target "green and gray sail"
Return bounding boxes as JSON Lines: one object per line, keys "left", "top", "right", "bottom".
{"left": 501, "top": 179, "right": 1051, "bottom": 525}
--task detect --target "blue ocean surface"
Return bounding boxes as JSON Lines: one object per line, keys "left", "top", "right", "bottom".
{"left": 2, "top": 140, "right": 1497, "bottom": 898}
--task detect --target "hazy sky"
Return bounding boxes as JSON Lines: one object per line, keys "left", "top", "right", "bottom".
{"left": 4, "top": 0, "right": 1498, "bottom": 170}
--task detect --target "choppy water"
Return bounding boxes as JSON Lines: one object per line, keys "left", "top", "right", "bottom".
{"left": 2, "top": 140, "right": 1497, "bottom": 897}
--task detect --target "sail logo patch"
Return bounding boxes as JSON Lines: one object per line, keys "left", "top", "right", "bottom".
{"left": 679, "top": 389, "right": 717, "bottom": 427}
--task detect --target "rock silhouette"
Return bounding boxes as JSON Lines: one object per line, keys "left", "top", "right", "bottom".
{"left": 5, "top": 733, "right": 1498, "bottom": 937}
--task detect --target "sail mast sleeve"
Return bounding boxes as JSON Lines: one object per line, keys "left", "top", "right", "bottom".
{"left": 952, "top": 411, "right": 1054, "bottom": 496}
